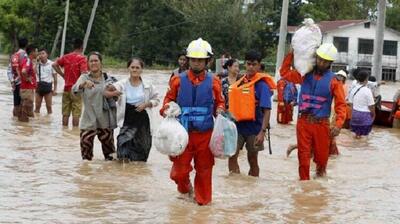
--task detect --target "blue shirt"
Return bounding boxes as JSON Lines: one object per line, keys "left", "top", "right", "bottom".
{"left": 236, "top": 81, "right": 273, "bottom": 136}
{"left": 126, "top": 83, "right": 145, "bottom": 105}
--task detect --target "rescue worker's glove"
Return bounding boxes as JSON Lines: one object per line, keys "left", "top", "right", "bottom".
{"left": 164, "top": 101, "right": 181, "bottom": 117}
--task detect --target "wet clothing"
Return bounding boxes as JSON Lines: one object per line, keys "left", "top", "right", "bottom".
{"left": 56, "top": 52, "right": 87, "bottom": 92}
{"left": 350, "top": 110, "right": 373, "bottom": 136}
{"left": 18, "top": 56, "right": 37, "bottom": 122}
{"left": 19, "top": 89, "right": 34, "bottom": 122}
{"left": 161, "top": 69, "right": 224, "bottom": 205}
{"left": 13, "top": 84, "right": 21, "bottom": 106}
{"left": 112, "top": 78, "right": 158, "bottom": 162}
{"left": 280, "top": 53, "right": 346, "bottom": 180}
{"left": 72, "top": 73, "right": 116, "bottom": 130}
{"left": 349, "top": 84, "right": 374, "bottom": 136}
{"left": 80, "top": 128, "right": 115, "bottom": 160}
{"left": 277, "top": 79, "right": 296, "bottom": 124}
{"left": 113, "top": 78, "right": 159, "bottom": 129}
{"left": 73, "top": 73, "right": 117, "bottom": 160}
{"left": 20, "top": 57, "right": 37, "bottom": 90}
{"left": 238, "top": 134, "right": 264, "bottom": 152}
{"left": 117, "top": 104, "right": 152, "bottom": 161}
{"left": 169, "top": 131, "right": 214, "bottom": 205}
{"left": 62, "top": 91, "right": 82, "bottom": 117}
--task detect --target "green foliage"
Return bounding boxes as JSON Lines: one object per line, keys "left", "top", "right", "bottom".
{"left": 300, "top": 0, "right": 377, "bottom": 21}
{"left": 1, "top": 0, "right": 400, "bottom": 67}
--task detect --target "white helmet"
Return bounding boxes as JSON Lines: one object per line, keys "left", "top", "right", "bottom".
{"left": 186, "top": 38, "right": 213, "bottom": 59}
{"left": 336, "top": 70, "right": 347, "bottom": 78}
{"left": 316, "top": 43, "right": 338, "bottom": 61}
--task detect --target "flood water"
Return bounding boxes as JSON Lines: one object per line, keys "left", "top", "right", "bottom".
{"left": 0, "top": 64, "right": 399, "bottom": 223}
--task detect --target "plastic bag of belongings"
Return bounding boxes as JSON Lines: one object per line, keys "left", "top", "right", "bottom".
{"left": 209, "top": 112, "right": 238, "bottom": 159}
{"left": 291, "top": 18, "right": 322, "bottom": 76}
{"left": 154, "top": 102, "right": 188, "bottom": 156}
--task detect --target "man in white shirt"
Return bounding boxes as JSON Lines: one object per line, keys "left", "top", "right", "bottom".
{"left": 35, "top": 48, "right": 57, "bottom": 114}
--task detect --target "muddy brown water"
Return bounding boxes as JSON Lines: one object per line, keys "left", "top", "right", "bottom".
{"left": 0, "top": 65, "right": 399, "bottom": 223}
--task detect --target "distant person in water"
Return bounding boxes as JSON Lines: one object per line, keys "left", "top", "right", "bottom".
{"left": 348, "top": 69, "right": 375, "bottom": 138}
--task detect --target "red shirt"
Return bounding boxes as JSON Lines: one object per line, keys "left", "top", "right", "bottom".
{"left": 57, "top": 52, "right": 87, "bottom": 91}
{"left": 20, "top": 57, "right": 37, "bottom": 90}
{"left": 160, "top": 69, "right": 225, "bottom": 115}
{"left": 280, "top": 53, "right": 347, "bottom": 128}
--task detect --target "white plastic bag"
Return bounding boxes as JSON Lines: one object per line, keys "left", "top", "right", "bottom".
{"left": 291, "top": 18, "right": 322, "bottom": 76}
{"left": 154, "top": 116, "right": 188, "bottom": 156}
{"left": 209, "top": 114, "right": 238, "bottom": 159}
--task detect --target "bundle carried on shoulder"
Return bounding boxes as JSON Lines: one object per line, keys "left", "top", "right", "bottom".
{"left": 154, "top": 102, "right": 188, "bottom": 156}
{"left": 291, "top": 18, "right": 322, "bottom": 76}
{"left": 209, "top": 113, "right": 238, "bottom": 159}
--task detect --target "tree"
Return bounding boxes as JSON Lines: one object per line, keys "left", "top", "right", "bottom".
{"left": 300, "top": 0, "right": 377, "bottom": 21}
{"left": 0, "top": 0, "right": 34, "bottom": 51}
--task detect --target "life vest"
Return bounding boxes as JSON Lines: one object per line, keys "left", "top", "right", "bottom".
{"left": 395, "top": 99, "right": 400, "bottom": 119}
{"left": 299, "top": 71, "right": 335, "bottom": 118}
{"left": 228, "top": 72, "right": 276, "bottom": 121}
{"left": 283, "top": 81, "right": 298, "bottom": 104}
{"left": 177, "top": 72, "right": 214, "bottom": 132}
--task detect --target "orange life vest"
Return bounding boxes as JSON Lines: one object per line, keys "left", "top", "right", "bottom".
{"left": 228, "top": 72, "right": 276, "bottom": 121}
{"left": 395, "top": 99, "right": 400, "bottom": 119}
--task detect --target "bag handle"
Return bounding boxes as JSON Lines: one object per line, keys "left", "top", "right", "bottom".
{"left": 38, "top": 64, "right": 42, "bottom": 82}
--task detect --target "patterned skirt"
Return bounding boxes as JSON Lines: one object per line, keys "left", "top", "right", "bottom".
{"left": 350, "top": 109, "right": 373, "bottom": 136}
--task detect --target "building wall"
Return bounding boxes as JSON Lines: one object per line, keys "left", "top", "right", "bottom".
{"left": 322, "top": 23, "right": 400, "bottom": 81}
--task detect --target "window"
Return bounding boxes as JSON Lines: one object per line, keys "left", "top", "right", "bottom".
{"left": 331, "top": 64, "right": 347, "bottom": 73}
{"left": 364, "top": 22, "right": 370, "bottom": 29}
{"left": 333, "top": 37, "right": 349, "bottom": 52}
{"left": 358, "top": 39, "right": 374, "bottom": 54}
{"left": 383, "top": 40, "right": 398, "bottom": 56}
{"left": 382, "top": 68, "right": 396, "bottom": 81}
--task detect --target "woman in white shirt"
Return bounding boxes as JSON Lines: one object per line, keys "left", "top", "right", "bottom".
{"left": 348, "top": 69, "right": 376, "bottom": 138}
{"left": 105, "top": 58, "right": 159, "bottom": 162}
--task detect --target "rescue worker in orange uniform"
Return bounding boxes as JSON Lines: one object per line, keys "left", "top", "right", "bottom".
{"left": 228, "top": 50, "right": 276, "bottom": 177}
{"left": 280, "top": 44, "right": 346, "bottom": 180}
{"left": 160, "top": 38, "right": 225, "bottom": 205}
{"left": 277, "top": 78, "right": 297, "bottom": 124}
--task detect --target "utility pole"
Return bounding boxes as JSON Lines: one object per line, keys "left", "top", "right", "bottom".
{"left": 274, "top": 0, "right": 289, "bottom": 81}
{"left": 50, "top": 26, "right": 63, "bottom": 59}
{"left": 60, "top": 0, "right": 70, "bottom": 56}
{"left": 83, "top": 0, "right": 99, "bottom": 54}
{"left": 372, "top": 0, "right": 386, "bottom": 82}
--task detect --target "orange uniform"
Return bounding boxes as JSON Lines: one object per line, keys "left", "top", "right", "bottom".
{"left": 280, "top": 53, "right": 346, "bottom": 180}
{"left": 277, "top": 79, "right": 295, "bottom": 124}
{"left": 160, "top": 69, "right": 224, "bottom": 205}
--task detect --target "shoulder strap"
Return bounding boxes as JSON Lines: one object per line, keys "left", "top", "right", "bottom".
{"left": 103, "top": 72, "right": 108, "bottom": 80}
{"left": 352, "top": 85, "right": 366, "bottom": 99}
{"left": 38, "top": 64, "right": 41, "bottom": 81}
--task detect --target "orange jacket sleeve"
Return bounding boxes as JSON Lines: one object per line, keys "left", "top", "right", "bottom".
{"left": 331, "top": 79, "right": 347, "bottom": 128}
{"left": 212, "top": 76, "right": 226, "bottom": 112}
{"left": 280, "top": 53, "right": 303, "bottom": 84}
{"left": 160, "top": 75, "right": 180, "bottom": 116}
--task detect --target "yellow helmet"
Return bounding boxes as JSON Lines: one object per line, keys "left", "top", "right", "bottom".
{"left": 316, "top": 43, "right": 338, "bottom": 61}
{"left": 186, "top": 38, "right": 213, "bottom": 59}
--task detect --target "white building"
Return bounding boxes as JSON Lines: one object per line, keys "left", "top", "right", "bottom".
{"left": 288, "top": 20, "right": 400, "bottom": 81}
